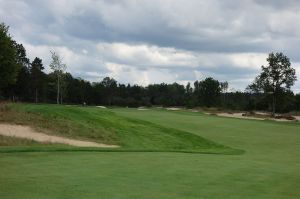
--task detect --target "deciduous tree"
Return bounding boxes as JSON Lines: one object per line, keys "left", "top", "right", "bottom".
{"left": 49, "top": 51, "right": 67, "bottom": 104}
{"left": 248, "top": 52, "right": 296, "bottom": 115}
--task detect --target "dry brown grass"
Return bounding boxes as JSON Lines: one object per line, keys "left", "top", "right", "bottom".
{"left": 0, "top": 135, "right": 39, "bottom": 146}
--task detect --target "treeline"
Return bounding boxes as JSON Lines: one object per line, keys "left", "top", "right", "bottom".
{"left": 1, "top": 22, "right": 300, "bottom": 112}
{"left": 3, "top": 72, "right": 300, "bottom": 113}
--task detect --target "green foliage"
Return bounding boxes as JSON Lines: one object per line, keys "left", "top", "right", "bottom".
{"left": 295, "top": 94, "right": 300, "bottom": 111}
{"left": 147, "top": 83, "right": 186, "bottom": 106}
{"left": 194, "top": 77, "right": 221, "bottom": 107}
{"left": 248, "top": 52, "right": 297, "bottom": 114}
{"left": 0, "top": 23, "right": 31, "bottom": 101}
{"left": 249, "top": 52, "right": 296, "bottom": 93}
{"left": 100, "top": 77, "right": 117, "bottom": 105}
{"left": 49, "top": 51, "right": 67, "bottom": 104}
{"left": 30, "top": 57, "right": 45, "bottom": 103}
{"left": 0, "top": 23, "right": 20, "bottom": 90}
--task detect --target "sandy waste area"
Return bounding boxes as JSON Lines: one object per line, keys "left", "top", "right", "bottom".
{"left": 211, "top": 112, "right": 300, "bottom": 122}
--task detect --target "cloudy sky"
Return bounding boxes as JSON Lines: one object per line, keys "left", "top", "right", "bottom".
{"left": 1, "top": 0, "right": 300, "bottom": 91}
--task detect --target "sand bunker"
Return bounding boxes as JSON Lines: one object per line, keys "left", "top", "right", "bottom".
{"left": 0, "top": 124, "right": 118, "bottom": 148}
{"left": 216, "top": 113, "right": 264, "bottom": 121}
{"left": 215, "top": 112, "right": 300, "bottom": 122}
{"left": 188, "top": 109, "right": 199, "bottom": 112}
{"left": 166, "top": 107, "right": 182, "bottom": 111}
{"left": 96, "top": 106, "right": 107, "bottom": 109}
{"left": 137, "top": 107, "right": 149, "bottom": 111}
{"left": 294, "top": 116, "right": 300, "bottom": 121}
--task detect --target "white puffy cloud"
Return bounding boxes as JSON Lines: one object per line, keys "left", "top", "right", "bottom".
{"left": 97, "top": 42, "right": 267, "bottom": 69}
{"left": 96, "top": 42, "right": 200, "bottom": 68}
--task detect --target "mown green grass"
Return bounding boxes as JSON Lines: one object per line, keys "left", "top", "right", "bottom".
{"left": 113, "top": 108, "right": 300, "bottom": 155}
{"left": 0, "top": 105, "right": 300, "bottom": 199}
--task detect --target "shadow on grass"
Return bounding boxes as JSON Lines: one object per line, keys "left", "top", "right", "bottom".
{"left": 0, "top": 145, "right": 245, "bottom": 155}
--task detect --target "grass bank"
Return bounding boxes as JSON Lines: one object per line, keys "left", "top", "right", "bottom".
{"left": 0, "top": 103, "right": 239, "bottom": 154}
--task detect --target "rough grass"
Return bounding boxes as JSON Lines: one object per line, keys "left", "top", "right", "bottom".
{"left": 0, "top": 135, "right": 39, "bottom": 146}
{"left": 0, "top": 103, "right": 239, "bottom": 154}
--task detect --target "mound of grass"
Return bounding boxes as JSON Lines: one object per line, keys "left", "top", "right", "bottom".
{"left": 0, "top": 103, "right": 240, "bottom": 154}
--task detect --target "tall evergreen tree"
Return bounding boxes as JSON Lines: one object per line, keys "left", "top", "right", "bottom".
{"left": 31, "top": 57, "right": 45, "bottom": 103}
{"left": 101, "top": 77, "right": 117, "bottom": 105}
{"left": 9, "top": 42, "right": 30, "bottom": 101}
{"left": 194, "top": 77, "right": 221, "bottom": 107}
{"left": 0, "top": 23, "right": 20, "bottom": 94}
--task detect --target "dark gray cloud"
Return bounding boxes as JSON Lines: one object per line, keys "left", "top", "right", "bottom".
{"left": 0, "top": 0, "right": 299, "bottom": 91}
{"left": 254, "top": 0, "right": 300, "bottom": 9}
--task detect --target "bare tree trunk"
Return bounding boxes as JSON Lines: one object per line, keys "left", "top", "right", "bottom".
{"left": 272, "top": 93, "right": 276, "bottom": 116}
{"left": 57, "top": 74, "right": 60, "bottom": 104}
{"left": 35, "top": 89, "right": 38, "bottom": 103}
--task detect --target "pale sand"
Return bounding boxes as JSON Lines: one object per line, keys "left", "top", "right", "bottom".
{"left": 215, "top": 113, "right": 300, "bottom": 122}
{"left": 166, "top": 107, "right": 182, "bottom": 111}
{"left": 96, "top": 106, "right": 107, "bottom": 109}
{"left": 216, "top": 113, "right": 264, "bottom": 121}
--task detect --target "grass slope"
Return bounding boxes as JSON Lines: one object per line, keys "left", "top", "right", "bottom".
{"left": 0, "top": 103, "right": 238, "bottom": 154}
{"left": 113, "top": 108, "right": 300, "bottom": 154}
